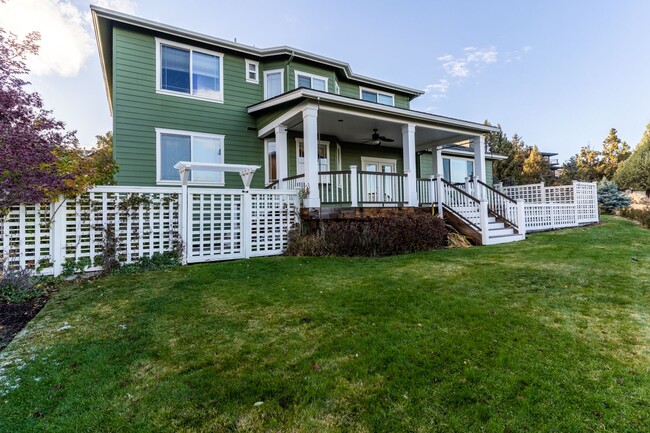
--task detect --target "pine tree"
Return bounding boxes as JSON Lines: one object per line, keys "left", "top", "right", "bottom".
{"left": 522, "top": 146, "right": 548, "bottom": 183}
{"left": 597, "top": 179, "right": 630, "bottom": 213}
{"left": 614, "top": 123, "right": 650, "bottom": 196}
{"left": 600, "top": 128, "right": 631, "bottom": 180}
{"left": 576, "top": 146, "right": 601, "bottom": 181}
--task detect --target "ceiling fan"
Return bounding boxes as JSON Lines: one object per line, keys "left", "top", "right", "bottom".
{"left": 363, "top": 128, "right": 394, "bottom": 145}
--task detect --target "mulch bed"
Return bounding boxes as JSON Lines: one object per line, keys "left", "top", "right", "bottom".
{"left": 0, "top": 296, "right": 49, "bottom": 351}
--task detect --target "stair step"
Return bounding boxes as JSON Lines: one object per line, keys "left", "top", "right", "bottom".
{"left": 488, "top": 227, "right": 515, "bottom": 236}
{"left": 484, "top": 233, "right": 526, "bottom": 245}
{"left": 488, "top": 222, "right": 505, "bottom": 230}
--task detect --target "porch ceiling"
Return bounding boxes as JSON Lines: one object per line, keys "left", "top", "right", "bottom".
{"left": 249, "top": 89, "right": 494, "bottom": 150}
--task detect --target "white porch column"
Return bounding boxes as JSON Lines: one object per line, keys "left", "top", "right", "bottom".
{"left": 435, "top": 146, "right": 444, "bottom": 177}
{"left": 402, "top": 123, "right": 418, "bottom": 206}
{"left": 274, "top": 124, "right": 288, "bottom": 186}
{"left": 473, "top": 135, "right": 486, "bottom": 183}
{"left": 302, "top": 105, "right": 321, "bottom": 208}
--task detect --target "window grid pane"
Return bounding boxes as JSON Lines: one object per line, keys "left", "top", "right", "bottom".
{"left": 266, "top": 72, "right": 282, "bottom": 98}
{"left": 161, "top": 134, "right": 191, "bottom": 180}
{"left": 161, "top": 45, "right": 190, "bottom": 93}
{"left": 192, "top": 51, "right": 220, "bottom": 98}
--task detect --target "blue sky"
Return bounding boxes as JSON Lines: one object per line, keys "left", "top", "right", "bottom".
{"left": 2, "top": 0, "right": 649, "bottom": 162}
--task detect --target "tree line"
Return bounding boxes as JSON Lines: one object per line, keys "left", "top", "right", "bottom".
{"left": 485, "top": 121, "right": 650, "bottom": 195}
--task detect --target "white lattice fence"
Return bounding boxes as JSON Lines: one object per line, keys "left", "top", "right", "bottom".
{"left": 524, "top": 204, "right": 578, "bottom": 231}
{"left": 1, "top": 203, "right": 54, "bottom": 274}
{"left": 574, "top": 182, "right": 599, "bottom": 223}
{"left": 500, "top": 183, "right": 544, "bottom": 203}
{"left": 2, "top": 186, "right": 299, "bottom": 276}
{"left": 60, "top": 187, "right": 181, "bottom": 273}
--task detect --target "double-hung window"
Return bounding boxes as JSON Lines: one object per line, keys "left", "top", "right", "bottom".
{"left": 245, "top": 59, "right": 259, "bottom": 83}
{"left": 157, "top": 128, "right": 224, "bottom": 184}
{"left": 360, "top": 87, "right": 394, "bottom": 106}
{"left": 295, "top": 71, "right": 328, "bottom": 92}
{"left": 264, "top": 69, "right": 284, "bottom": 99}
{"left": 157, "top": 39, "right": 224, "bottom": 102}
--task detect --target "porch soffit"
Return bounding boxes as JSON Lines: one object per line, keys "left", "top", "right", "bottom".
{"left": 251, "top": 90, "right": 493, "bottom": 149}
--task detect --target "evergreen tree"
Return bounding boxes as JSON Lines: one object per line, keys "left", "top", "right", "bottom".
{"left": 522, "top": 146, "right": 549, "bottom": 183}
{"left": 599, "top": 128, "right": 631, "bottom": 179}
{"left": 597, "top": 179, "right": 630, "bottom": 213}
{"left": 576, "top": 146, "right": 601, "bottom": 181}
{"left": 614, "top": 123, "right": 650, "bottom": 196}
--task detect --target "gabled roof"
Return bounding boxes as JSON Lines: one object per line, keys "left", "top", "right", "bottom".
{"left": 91, "top": 5, "right": 424, "bottom": 114}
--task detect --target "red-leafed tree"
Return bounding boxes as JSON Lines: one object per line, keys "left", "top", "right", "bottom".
{"left": 0, "top": 29, "right": 87, "bottom": 212}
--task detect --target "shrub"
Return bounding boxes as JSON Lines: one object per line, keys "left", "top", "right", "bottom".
{"left": 0, "top": 268, "right": 44, "bottom": 303}
{"left": 598, "top": 179, "right": 630, "bottom": 213}
{"left": 115, "top": 251, "right": 182, "bottom": 275}
{"left": 285, "top": 213, "right": 448, "bottom": 257}
{"left": 619, "top": 207, "right": 650, "bottom": 229}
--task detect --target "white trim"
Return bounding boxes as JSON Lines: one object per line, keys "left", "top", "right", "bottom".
{"left": 155, "top": 127, "right": 225, "bottom": 186}
{"left": 155, "top": 37, "right": 224, "bottom": 103}
{"left": 334, "top": 80, "right": 340, "bottom": 95}
{"left": 296, "top": 138, "right": 330, "bottom": 175}
{"left": 294, "top": 70, "right": 329, "bottom": 92}
{"left": 442, "top": 147, "right": 508, "bottom": 160}
{"left": 245, "top": 59, "right": 259, "bottom": 84}
{"left": 264, "top": 68, "right": 285, "bottom": 99}
{"left": 359, "top": 86, "right": 395, "bottom": 106}
{"left": 250, "top": 89, "right": 497, "bottom": 135}
{"left": 264, "top": 138, "right": 277, "bottom": 185}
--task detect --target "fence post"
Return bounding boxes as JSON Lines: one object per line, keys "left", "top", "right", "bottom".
{"left": 540, "top": 182, "right": 546, "bottom": 203}
{"left": 350, "top": 165, "right": 358, "bottom": 207}
{"left": 480, "top": 199, "right": 490, "bottom": 245}
{"left": 242, "top": 190, "right": 252, "bottom": 259}
{"left": 516, "top": 199, "right": 526, "bottom": 236}
{"left": 179, "top": 184, "right": 189, "bottom": 265}
{"left": 572, "top": 180, "right": 580, "bottom": 225}
{"left": 436, "top": 174, "right": 444, "bottom": 217}
{"left": 50, "top": 195, "right": 66, "bottom": 276}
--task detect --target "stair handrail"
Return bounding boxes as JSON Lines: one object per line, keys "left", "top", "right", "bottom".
{"left": 476, "top": 179, "right": 520, "bottom": 231}
{"left": 440, "top": 178, "right": 482, "bottom": 231}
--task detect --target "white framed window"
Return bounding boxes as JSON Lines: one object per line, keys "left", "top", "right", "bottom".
{"left": 264, "top": 69, "right": 284, "bottom": 99}
{"left": 359, "top": 87, "right": 394, "bottom": 106}
{"left": 295, "top": 70, "right": 328, "bottom": 92}
{"left": 443, "top": 157, "right": 474, "bottom": 184}
{"left": 296, "top": 139, "right": 330, "bottom": 174}
{"left": 156, "top": 128, "right": 224, "bottom": 185}
{"left": 156, "top": 38, "right": 224, "bottom": 102}
{"left": 264, "top": 139, "right": 277, "bottom": 185}
{"left": 245, "top": 59, "right": 259, "bottom": 83}
{"left": 334, "top": 80, "right": 341, "bottom": 95}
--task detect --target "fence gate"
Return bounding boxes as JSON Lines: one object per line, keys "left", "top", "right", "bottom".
{"left": 183, "top": 188, "right": 298, "bottom": 264}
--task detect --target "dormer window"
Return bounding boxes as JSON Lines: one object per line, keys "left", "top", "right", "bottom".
{"left": 295, "top": 71, "right": 328, "bottom": 92}
{"left": 360, "top": 87, "right": 394, "bottom": 106}
{"left": 156, "top": 38, "right": 224, "bottom": 102}
{"left": 245, "top": 59, "right": 259, "bottom": 83}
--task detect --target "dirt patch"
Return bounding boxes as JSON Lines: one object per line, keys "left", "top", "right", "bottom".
{"left": 0, "top": 296, "right": 49, "bottom": 350}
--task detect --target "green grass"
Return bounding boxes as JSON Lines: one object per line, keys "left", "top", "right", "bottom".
{"left": 1, "top": 216, "right": 649, "bottom": 432}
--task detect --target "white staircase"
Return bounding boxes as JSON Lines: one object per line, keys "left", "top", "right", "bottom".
{"left": 437, "top": 177, "right": 526, "bottom": 246}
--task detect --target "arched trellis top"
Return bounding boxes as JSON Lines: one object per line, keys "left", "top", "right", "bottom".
{"left": 173, "top": 162, "right": 261, "bottom": 190}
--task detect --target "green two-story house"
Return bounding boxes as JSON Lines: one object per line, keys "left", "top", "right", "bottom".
{"left": 92, "top": 6, "right": 501, "bottom": 210}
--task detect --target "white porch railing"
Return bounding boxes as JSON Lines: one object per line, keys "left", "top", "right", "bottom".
{"left": 417, "top": 177, "right": 438, "bottom": 205}
{"left": 318, "top": 171, "right": 353, "bottom": 205}
{"left": 358, "top": 170, "right": 406, "bottom": 205}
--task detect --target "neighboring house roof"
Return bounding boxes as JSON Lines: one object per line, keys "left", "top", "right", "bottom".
{"left": 91, "top": 5, "right": 424, "bottom": 114}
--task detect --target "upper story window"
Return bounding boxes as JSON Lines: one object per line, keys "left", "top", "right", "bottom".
{"left": 295, "top": 71, "right": 328, "bottom": 92}
{"left": 156, "top": 39, "right": 224, "bottom": 102}
{"left": 360, "top": 87, "right": 394, "bottom": 106}
{"left": 156, "top": 128, "right": 224, "bottom": 185}
{"left": 264, "top": 69, "right": 284, "bottom": 99}
{"left": 245, "top": 59, "right": 259, "bottom": 84}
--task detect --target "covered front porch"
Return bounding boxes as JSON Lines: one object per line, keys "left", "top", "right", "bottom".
{"left": 249, "top": 88, "right": 497, "bottom": 209}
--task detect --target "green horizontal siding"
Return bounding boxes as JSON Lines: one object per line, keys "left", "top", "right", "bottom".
{"left": 113, "top": 27, "right": 265, "bottom": 188}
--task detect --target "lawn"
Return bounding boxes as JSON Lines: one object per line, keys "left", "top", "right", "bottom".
{"left": 1, "top": 216, "right": 649, "bottom": 432}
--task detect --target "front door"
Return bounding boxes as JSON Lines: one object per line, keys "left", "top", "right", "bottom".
{"left": 360, "top": 157, "right": 397, "bottom": 203}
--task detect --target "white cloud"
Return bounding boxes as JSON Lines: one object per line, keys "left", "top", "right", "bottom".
{"left": 438, "top": 46, "right": 498, "bottom": 78}
{"left": 424, "top": 79, "right": 449, "bottom": 100}
{"left": 0, "top": 0, "right": 137, "bottom": 77}
{"left": 93, "top": 0, "right": 137, "bottom": 15}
